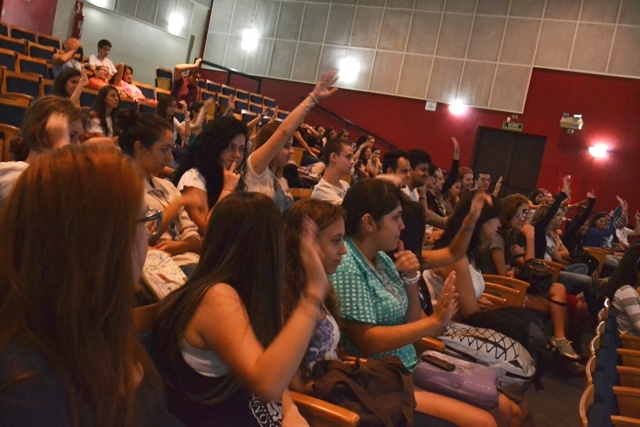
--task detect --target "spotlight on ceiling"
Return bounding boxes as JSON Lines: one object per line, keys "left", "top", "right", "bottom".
{"left": 448, "top": 100, "right": 467, "bottom": 115}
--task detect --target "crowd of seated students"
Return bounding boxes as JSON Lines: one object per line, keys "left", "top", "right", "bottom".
{"left": 4, "top": 57, "right": 640, "bottom": 427}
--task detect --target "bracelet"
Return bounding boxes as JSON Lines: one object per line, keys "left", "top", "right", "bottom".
{"left": 303, "top": 102, "right": 315, "bottom": 112}
{"left": 402, "top": 271, "right": 421, "bottom": 285}
{"left": 462, "top": 224, "right": 475, "bottom": 232}
{"left": 308, "top": 92, "right": 320, "bottom": 105}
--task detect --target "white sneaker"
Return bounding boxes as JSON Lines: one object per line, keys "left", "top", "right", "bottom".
{"left": 549, "top": 337, "right": 581, "bottom": 360}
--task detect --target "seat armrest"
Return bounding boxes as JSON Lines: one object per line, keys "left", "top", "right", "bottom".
{"left": 290, "top": 390, "right": 360, "bottom": 427}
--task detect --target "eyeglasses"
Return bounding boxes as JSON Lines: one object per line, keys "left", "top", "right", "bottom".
{"left": 138, "top": 208, "right": 163, "bottom": 238}
{"left": 514, "top": 209, "right": 532, "bottom": 218}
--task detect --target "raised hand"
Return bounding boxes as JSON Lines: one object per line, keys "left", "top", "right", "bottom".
{"left": 310, "top": 70, "right": 339, "bottom": 102}
{"left": 493, "top": 176, "right": 503, "bottom": 196}
{"left": 299, "top": 217, "right": 329, "bottom": 303}
{"left": 451, "top": 137, "right": 460, "bottom": 159}
{"left": 587, "top": 189, "right": 595, "bottom": 199}
{"left": 79, "top": 65, "right": 88, "bottom": 84}
{"left": 466, "top": 191, "right": 492, "bottom": 224}
{"left": 433, "top": 271, "right": 459, "bottom": 327}
{"left": 562, "top": 175, "right": 571, "bottom": 195}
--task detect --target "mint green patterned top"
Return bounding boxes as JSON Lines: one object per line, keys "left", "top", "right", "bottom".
{"left": 330, "top": 237, "right": 417, "bottom": 369}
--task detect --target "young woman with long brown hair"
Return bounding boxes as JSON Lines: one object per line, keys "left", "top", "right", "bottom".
{"left": 0, "top": 145, "right": 174, "bottom": 426}
{"left": 153, "top": 192, "right": 329, "bottom": 426}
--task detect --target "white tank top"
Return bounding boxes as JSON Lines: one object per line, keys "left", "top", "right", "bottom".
{"left": 180, "top": 339, "right": 229, "bottom": 377}
{"left": 422, "top": 261, "right": 485, "bottom": 308}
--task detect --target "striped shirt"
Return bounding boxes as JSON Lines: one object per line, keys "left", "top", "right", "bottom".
{"left": 613, "top": 285, "right": 640, "bottom": 336}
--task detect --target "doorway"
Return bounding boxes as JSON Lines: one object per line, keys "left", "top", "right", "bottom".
{"left": 472, "top": 127, "right": 546, "bottom": 197}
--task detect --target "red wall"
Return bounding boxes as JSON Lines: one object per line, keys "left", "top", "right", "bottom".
{"left": 208, "top": 68, "right": 640, "bottom": 212}
{"left": 2, "top": 0, "right": 58, "bottom": 35}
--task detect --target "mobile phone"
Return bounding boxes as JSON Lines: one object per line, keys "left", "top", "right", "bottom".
{"left": 421, "top": 353, "right": 456, "bottom": 371}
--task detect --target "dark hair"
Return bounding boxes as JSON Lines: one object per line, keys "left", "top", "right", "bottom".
{"left": 97, "top": 39, "right": 112, "bottom": 49}
{"left": 435, "top": 190, "right": 500, "bottom": 260}
{"left": 186, "top": 68, "right": 201, "bottom": 77}
{"left": 601, "top": 244, "right": 640, "bottom": 299}
{"left": 427, "top": 162, "right": 440, "bottom": 177}
{"left": 52, "top": 67, "right": 81, "bottom": 97}
{"left": 358, "top": 144, "right": 371, "bottom": 162}
{"left": 499, "top": 193, "right": 529, "bottom": 230}
{"left": 155, "top": 192, "right": 285, "bottom": 403}
{"left": 156, "top": 94, "right": 175, "bottom": 128}
{"left": 399, "top": 199, "right": 427, "bottom": 259}
{"left": 90, "top": 85, "right": 120, "bottom": 136}
{"left": 173, "top": 116, "right": 248, "bottom": 207}
{"left": 355, "top": 134, "right": 368, "bottom": 146}
{"left": 9, "top": 96, "right": 83, "bottom": 161}
{"left": 109, "top": 65, "right": 133, "bottom": 86}
{"left": 189, "top": 101, "right": 204, "bottom": 120}
{"left": 381, "top": 149, "right": 409, "bottom": 174}
{"left": 117, "top": 110, "right": 172, "bottom": 156}
{"left": 342, "top": 178, "right": 403, "bottom": 237}
{"left": 589, "top": 212, "right": 609, "bottom": 228}
{"left": 322, "top": 138, "right": 350, "bottom": 164}
{"left": 528, "top": 188, "right": 546, "bottom": 204}
{"left": 407, "top": 149, "right": 431, "bottom": 169}
{"left": 283, "top": 199, "right": 342, "bottom": 325}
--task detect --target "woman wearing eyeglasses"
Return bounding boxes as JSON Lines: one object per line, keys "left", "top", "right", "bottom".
{"left": 602, "top": 245, "right": 640, "bottom": 336}
{"left": 118, "top": 110, "right": 201, "bottom": 277}
{"left": 0, "top": 145, "right": 177, "bottom": 426}
{"left": 486, "top": 194, "right": 534, "bottom": 277}
{"left": 485, "top": 192, "right": 582, "bottom": 360}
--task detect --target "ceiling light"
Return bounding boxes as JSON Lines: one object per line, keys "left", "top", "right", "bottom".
{"left": 448, "top": 100, "right": 467, "bottom": 115}
{"left": 241, "top": 29, "right": 259, "bottom": 52}
{"left": 168, "top": 13, "right": 184, "bottom": 36}
{"left": 339, "top": 58, "right": 359, "bottom": 84}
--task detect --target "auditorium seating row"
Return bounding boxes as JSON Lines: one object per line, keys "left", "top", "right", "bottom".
{"left": 580, "top": 299, "right": 640, "bottom": 426}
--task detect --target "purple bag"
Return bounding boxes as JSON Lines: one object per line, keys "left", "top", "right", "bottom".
{"left": 413, "top": 351, "right": 499, "bottom": 410}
